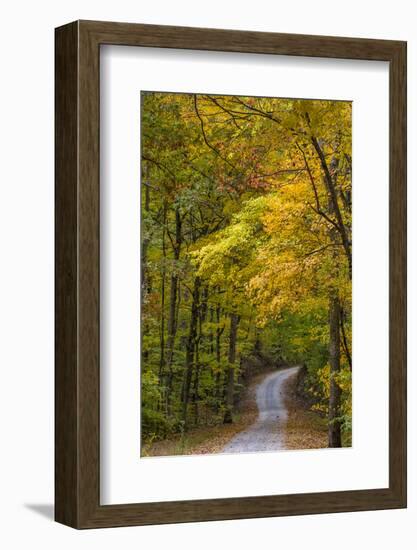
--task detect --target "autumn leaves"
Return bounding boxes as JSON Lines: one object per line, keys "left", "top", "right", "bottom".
{"left": 141, "top": 92, "right": 352, "bottom": 452}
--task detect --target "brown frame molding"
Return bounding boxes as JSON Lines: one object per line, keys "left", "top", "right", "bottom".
{"left": 55, "top": 20, "right": 407, "bottom": 529}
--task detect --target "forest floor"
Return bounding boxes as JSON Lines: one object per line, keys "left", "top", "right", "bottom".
{"left": 282, "top": 371, "right": 328, "bottom": 450}
{"left": 143, "top": 366, "right": 327, "bottom": 457}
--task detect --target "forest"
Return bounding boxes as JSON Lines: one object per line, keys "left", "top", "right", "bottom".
{"left": 140, "top": 91, "right": 352, "bottom": 455}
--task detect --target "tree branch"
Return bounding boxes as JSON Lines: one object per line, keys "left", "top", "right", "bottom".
{"left": 308, "top": 132, "right": 352, "bottom": 277}
{"left": 340, "top": 307, "right": 352, "bottom": 371}
{"left": 193, "top": 95, "right": 238, "bottom": 172}
{"left": 142, "top": 154, "right": 177, "bottom": 183}
{"left": 303, "top": 243, "right": 341, "bottom": 258}
{"left": 296, "top": 142, "right": 341, "bottom": 233}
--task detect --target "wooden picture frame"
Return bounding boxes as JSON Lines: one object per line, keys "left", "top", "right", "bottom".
{"left": 55, "top": 20, "right": 407, "bottom": 529}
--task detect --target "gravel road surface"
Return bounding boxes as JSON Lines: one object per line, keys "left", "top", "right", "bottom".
{"left": 221, "top": 366, "right": 300, "bottom": 453}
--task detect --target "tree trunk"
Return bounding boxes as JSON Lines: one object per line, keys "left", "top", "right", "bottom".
{"left": 209, "top": 305, "right": 214, "bottom": 355}
{"left": 322, "top": 157, "right": 344, "bottom": 448}
{"left": 224, "top": 312, "right": 240, "bottom": 424}
{"left": 165, "top": 208, "right": 182, "bottom": 411}
{"left": 192, "top": 347, "right": 200, "bottom": 425}
{"left": 159, "top": 204, "right": 167, "bottom": 380}
{"left": 310, "top": 134, "right": 352, "bottom": 279}
{"left": 214, "top": 303, "right": 224, "bottom": 410}
{"left": 192, "top": 294, "right": 205, "bottom": 425}
{"left": 182, "top": 276, "right": 200, "bottom": 427}
{"left": 328, "top": 292, "right": 342, "bottom": 447}
{"left": 141, "top": 167, "right": 151, "bottom": 299}
{"left": 340, "top": 306, "right": 352, "bottom": 371}
{"left": 141, "top": 167, "right": 151, "bottom": 363}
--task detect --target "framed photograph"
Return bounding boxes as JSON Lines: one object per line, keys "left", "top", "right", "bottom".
{"left": 55, "top": 20, "right": 406, "bottom": 528}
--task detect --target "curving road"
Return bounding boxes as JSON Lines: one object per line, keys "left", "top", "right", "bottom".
{"left": 221, "top": 366, "right": 300, "bottom": 454}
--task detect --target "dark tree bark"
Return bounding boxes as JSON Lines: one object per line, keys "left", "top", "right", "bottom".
{"left": 340, "top": 306, "right": 352, "bottom": 371}
{"left": 159, "top": 203, "right": 167, "bottom": 382}
{"left": 328, "top": 292, "right": 342, "bottom": 447}
{"left": 209, "top": 304, "right": 214, "bottom": 355}
{"left": 141, "top": 167, "right": 152, "bottom": 364}
{"left": 165, "top": 208, "right": 182, "bottom": 409}
{"left": 192, "top": 350, "right": 200, "bottom": 425}
{"left": 182, "top": 276, "right": 201, "bottom": 427}
{"left": 310, "top": 135, "right": 352, "bottom": 279}
{"left": 192, "top": 290, "right": 206, "bottom": 425}
{"left": 215, "top": 304, "right": 224, "bottom": 366}
{"left": 214, "top": 303, "right": 225, "bottom": 411}
{"left": 323, "top": 158, "right": 344, "bottom": 448}
{"left": 223, "top": 312, "right": 240, "bottom": 424}
{"left": 141, "top": 166, "right": 152, "bottom": 299}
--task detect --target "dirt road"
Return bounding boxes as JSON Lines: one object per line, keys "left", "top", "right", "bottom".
{"left": 221, "top": 366, "right": 300, "bottom": 453}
